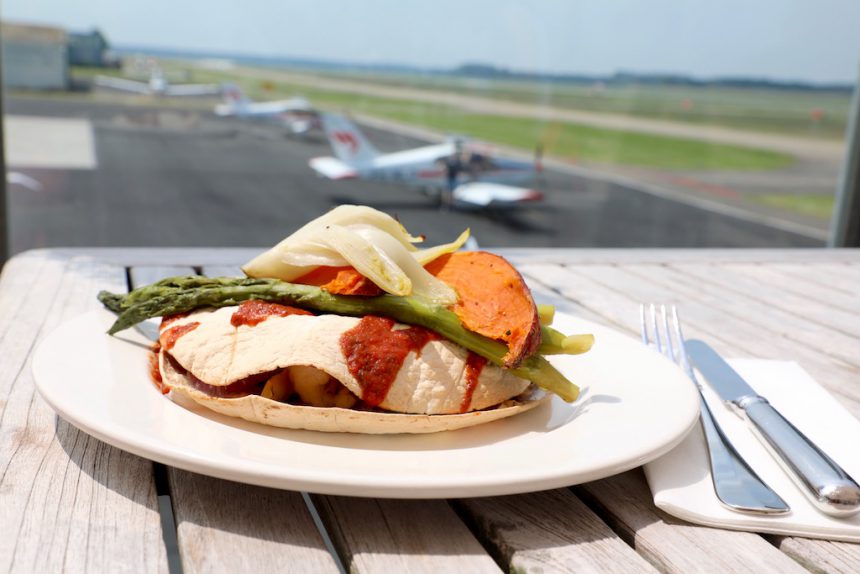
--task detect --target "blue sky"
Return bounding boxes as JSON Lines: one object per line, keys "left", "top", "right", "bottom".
{"left": 4, "top": 1, "right": 860, "bottom": 83}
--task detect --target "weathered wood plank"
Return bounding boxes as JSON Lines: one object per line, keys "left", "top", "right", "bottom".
{"left": 739, "top": 264, "right": 860, "bottom": 314}
{"left": 312, "top": 496, "right": 502, "bottom": 573}
{"left": 502, "top": 249, "right": 859, "bottom": 265}
{"left": 169, "top": 472, "right": 340, "bottom": 573}
{"left": 764, "top": 263, "right": 860, "bottom": 298}
{"left": 455, "top": 490, "right": 657, "bottom": 573}
{"left": 201, "top": 265, "right": 243, "bottom": 277}
{"left": 575, "top": 471, "right": 809, "bottom": 574}
{"left": 0, "top": 252, "right": 168, "bottom": 573}
{"left": 766, "top": 535, "right": 860, "bottom": 574}
{"left": 662, "top": 262, "right": 860, "bottom": 341}
{"left": 129, "top": 265, "right": 197, "bottom": 287}
{"left": 40, "top": 247, "right": 860, "bottom": 268}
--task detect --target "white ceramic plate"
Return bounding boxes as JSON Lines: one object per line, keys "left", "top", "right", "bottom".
{"left": 33, "top": 309, "right": 699, "bottom": 498}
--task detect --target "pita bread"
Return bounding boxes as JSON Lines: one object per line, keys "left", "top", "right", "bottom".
{"left": 159, "top": 305, "right": 545, "bottom": 433}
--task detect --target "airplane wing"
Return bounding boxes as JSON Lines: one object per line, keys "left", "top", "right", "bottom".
{"left": 94, "top": 75, "right": 152, "bottom": 94}
{"left": 452, "top": 182, "right": 543, "bottom": 207}
{"left": 309, "top": 157, "right": 358, "bottom": 180}
{"left": 249, "top": 98, "right": 315, "bottom": 115}
{"left": 164, "top": 83, "right": 222, "bottom": 97}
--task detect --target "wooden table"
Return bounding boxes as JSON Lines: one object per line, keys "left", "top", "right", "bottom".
{"left": 2, "top": 247, "right": 858, "bottom": 573}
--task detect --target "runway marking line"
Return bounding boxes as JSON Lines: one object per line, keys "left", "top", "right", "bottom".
{"left": 4, "top": 115, "right": 98, "bottom": 170}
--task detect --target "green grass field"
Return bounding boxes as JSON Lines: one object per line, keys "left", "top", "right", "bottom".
{"left": 749, "top": 193, "right": 835, "bottom": 219}
{"left": 310, "top": 70, "right": 851, "bottom": 140}
{"left": 174, "top": 67, "right": 793, "bottom": 171}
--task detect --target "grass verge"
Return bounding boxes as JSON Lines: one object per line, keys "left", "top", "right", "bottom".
{"left": 748, "top": 193, "right": 835, "bottom": 219}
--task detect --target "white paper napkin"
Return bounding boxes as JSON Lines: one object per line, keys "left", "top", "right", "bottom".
{"left": 644, "top": 359, "right": 860, "bottom": 542}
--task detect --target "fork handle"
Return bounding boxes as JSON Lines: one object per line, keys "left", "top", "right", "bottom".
{"left": 740, "top": 396, "right": 860, "bottom": 517}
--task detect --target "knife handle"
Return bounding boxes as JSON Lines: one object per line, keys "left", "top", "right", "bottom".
{"left": 739, "top": 396, "right": 860, "bottom": 517}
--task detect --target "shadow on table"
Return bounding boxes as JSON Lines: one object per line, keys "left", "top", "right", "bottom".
{"left": 53, "top": 415, "right": 183, "bottom": 570}
{"left": 55, "top": 415, "right": 343, "bottom": 571}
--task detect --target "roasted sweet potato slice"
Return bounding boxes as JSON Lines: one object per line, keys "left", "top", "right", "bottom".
{"left": 294, "top": 252, "right": 541, "bottom": 368}
{"left": 293, "top": 266, "right": 382, "bottom": 296}
{"left": 424, "top": 252, "right": 541, "bottom": 368}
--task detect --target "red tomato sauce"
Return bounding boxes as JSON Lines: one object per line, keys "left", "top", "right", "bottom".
{"left": 148, "top": 342, "right": 170, "bottom": 395}
{"left": 161, "top": 312, "right": 191, "bottom": 329}
{"left": 230, "top": 299, "right": 313, "bottom": 327}
{"left": 459, "top": 352, "right": 488, "bottom": 413}
{"left": 340, "top": 316, "right": 438, "bottom": 407}
{"left": 161, "top": 322, "right": 200, "bottom": 351}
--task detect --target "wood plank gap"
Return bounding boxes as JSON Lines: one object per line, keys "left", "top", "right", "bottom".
{"left": 300, "top": 492, "right": 347, "bottom": 574}
{"left": 447, "top": 499, "right": 510, "bottom": 573}
{"left": 154, "top": 463, "right": 183, "bottom": 574}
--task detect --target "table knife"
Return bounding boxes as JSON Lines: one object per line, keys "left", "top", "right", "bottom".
{"left": 686, "top": 340, "right": 860, "bottom": 517}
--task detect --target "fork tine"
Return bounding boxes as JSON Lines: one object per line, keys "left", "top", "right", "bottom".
{"left": 649, "top": 304, "right": 663, "bottom": 354}
{"left": 639, "top": 304, "right": 649, "bottom": 345}
{"left": 661, "top": 305, "right": 675, "bottom": 361}
{"left": 671, "top": 306, "right": 694, "bottom": 377}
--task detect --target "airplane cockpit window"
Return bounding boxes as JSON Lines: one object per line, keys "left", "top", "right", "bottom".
{"left": 2, "top": 2, "right": 858, "bottom": 255}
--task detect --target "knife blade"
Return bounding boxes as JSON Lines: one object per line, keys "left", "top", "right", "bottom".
{"left": 686, "top": 339, "right": 860, "bottom": 518}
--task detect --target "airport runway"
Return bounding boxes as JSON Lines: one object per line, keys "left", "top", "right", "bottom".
{"left": 5, "top": 96, "right": 821, "bottom": 256}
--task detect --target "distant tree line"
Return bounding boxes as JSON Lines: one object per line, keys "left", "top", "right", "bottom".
{"left": 454, "top": 63, "right": 853, "bottom": 93}
{"left": 114, "top": 46, "right": 853, "bottom": 93}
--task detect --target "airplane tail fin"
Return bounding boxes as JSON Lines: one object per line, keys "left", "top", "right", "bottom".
{"left": 215, "top": 84, "right": 251, "bottom": 116}
{"left": 218, "top": 83, "right": 251, "bottom": 113}
{"left": 318, "top": 113, "right": 379, "bottom": 165}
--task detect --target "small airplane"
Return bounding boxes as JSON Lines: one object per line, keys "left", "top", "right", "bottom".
{"left": 94, "top": 67, "right": 222, "bottom": 97}
{"left": 309, "top": 113, "right": 543, "bottom": 209}
{"left": 215, "top": 84, "right": 320, "bottom": 135}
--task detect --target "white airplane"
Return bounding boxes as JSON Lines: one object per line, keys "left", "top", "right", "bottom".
{"left": 309, "top": 113, "right": 543, "bottom": 209}
{"left": 94, "top": 68, "right": 222, "bottom": 97}
{"left": 214, "top": 84, "right": 320, "bottom": 135}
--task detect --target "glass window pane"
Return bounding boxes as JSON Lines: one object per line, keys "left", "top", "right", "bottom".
{"left": 3, "top": 2, "right": 858, "bottom": 253}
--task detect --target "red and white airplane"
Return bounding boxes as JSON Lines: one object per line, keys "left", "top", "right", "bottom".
{"left": 215, "top": 84, "right": 320, "bottom": 135}
{"left": 95, "top": 68, "right": 221, "bottom": 97}
{"left": 309, "top": 113, "right": 543, "bottom": 209}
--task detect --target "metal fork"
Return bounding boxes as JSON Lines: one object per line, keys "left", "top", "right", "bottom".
{"left": 641, "top": 304, "right": 790, "bottom": 514}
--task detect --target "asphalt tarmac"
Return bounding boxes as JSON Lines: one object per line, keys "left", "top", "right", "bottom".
{"left": 5, "top": 96, "right": 821, "bottom": 255}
